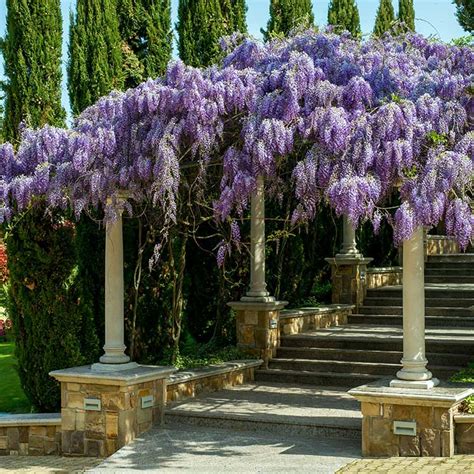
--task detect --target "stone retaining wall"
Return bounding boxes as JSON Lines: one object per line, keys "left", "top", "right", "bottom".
{"left": 167, "top": 360, "right": 262, "bottom": 403}
{"left": 366, "top": 267, "right": 403, "bottom": 289}
{"left": 0, "top": 414, "right": 61, "bottom": 456}
{"left": 279, "top": 305, "right": 353, "bottom": 336}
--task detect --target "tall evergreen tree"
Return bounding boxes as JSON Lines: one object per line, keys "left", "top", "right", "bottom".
{"left": 374, "top": 0, "right": 396, "bottom": 37}
{"left": 327, "top": 0, "right": 361, "bottom": 38}
{"left": 453, "top": 0, "right": 474, "bottom": 33}
{"left": 68, "top": 0, "right": 124, "bottom": 116}
{"left": 398, "top": 0, "right": 415, "bottom": 31}
{"left": 263, "top": 0, "right": 314, "bottom": 40}
{"left": 177, "top": 0, "right": 247, "bottom": 68}
{"left": 117, "top": 0, "right": 173, "bottom": 88}
{"left": 0, "top": 0, "right": 65, "bottom": 143}
{"left": 1, "top": 1, "right": 99, "bottom": 412}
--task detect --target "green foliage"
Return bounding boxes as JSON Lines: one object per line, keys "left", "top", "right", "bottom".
{"left": 426, "top": 130, "right": 449, "bottom": 147}
{"left": 0, "top": 0, "right": 65, "bottom": 143}
{"left": 454, "top": 0, "right": 474, "bottom": 33}
{"left": 451, "top": 364, "right": 474, "bottom": 413}
{"left": 68, "top": 0, "right": 124, "bottom": 116}
{"left": 117, "top": 0, "right": 172, "bottom": 87}
{"left": 262, "top": 0, "right": 314, "bottom": 41}
{"left": 327, "top": 0, "right": 361, "bottom": 38}
{"left": 398, "top": 0, "right": 415, "bottom": 31}
{"left": 451, "top": 34, "right": 474, "bottom": 46}
{"left": 6, "top": 209, "right": 99, "bottom": 412}
{"left": 0, "top": 342, "right": 32, "bottom": 413}
{"left": 177, "top": 0, "right": 247, "bottom": 67}
{"left": 159, "top": 333, "right": 252, "bottom": 369}
{"left": 374, "top": 0, "right": 396, "bottom": 37}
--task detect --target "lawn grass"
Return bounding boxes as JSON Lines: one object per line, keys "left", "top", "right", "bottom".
{"left": 0, "top": 341, "right": 32, "bottom": 413}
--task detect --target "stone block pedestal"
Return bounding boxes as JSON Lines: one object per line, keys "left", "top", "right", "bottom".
{"left": 228, "top": 300, "right": 287, "bottom": 366}
{"left": 50, "top": 364, "right": 175, "bottom": 457}
{"left": 325, "top": 257, "right": 372, "bottom": 309}
{"left": 350, "top": 380, "right": 473, "bottom": 457}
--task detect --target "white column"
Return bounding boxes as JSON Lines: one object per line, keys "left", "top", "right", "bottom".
{"left": 242, "top": 176, "right": 274, "bottom": 302}
{"left": 390, "top": 227, "right": 438, "bottom": 389}
{"left": 337, "top": 216, "right": 361, "bottom": 257}
{"left": 99, "top": 209, "right": 130, "bottom": 365}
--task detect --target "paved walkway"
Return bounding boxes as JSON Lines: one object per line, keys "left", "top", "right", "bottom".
{"left": 90, "top": 423, "right": 360, "bottom": 473}
{"left": 0, "top": 456, "right": 100, "bottom": 473}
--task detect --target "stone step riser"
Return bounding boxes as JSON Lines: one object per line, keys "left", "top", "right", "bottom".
{"left": 255, "top": 370, "right": 377, "bottom": 389}
{"left": 275, "top": 348, "right": 471, "bottom": 367}
{"left": 425, "top": 267, "right": 474, "bottom": 274}
{"left": 363, "top": 297, "right": 474, "bottom": 307}
{"left": 425, "top": 276, "right": 474, "bottom": 284}
{"left": 348, "top": 314, "right": 474, "bottom": 328}
{"left": 358, "top": 306, "right": 473, "bottom": 316}
{"left": 267, "top": 360, "right": 458, "bottom": 380}
{"left": 426, "top": 263, "right": 474, "bottom": 269}
{"left": 427, "top": 256, "right": 474, "bottom": 263}
{"left": 280, "top": 337, "right": 474, "bottom": 354}
{"left": 366, "top": 289, "right": 474, "bottom": 299}
{"left": 165, "top": 413, "right": 361, "bottom": 440}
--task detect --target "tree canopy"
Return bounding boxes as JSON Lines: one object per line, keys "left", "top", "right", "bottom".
{"left": 454, "top": 0, "right": 474, "bottom": 33}
{"left": 327, "top": 0, "right": 361, "bottom": 38}
{"left": 374, "top": 0, "right": 396, "bottom": 37}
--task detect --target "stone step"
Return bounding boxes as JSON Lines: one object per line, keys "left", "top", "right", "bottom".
{"left": 275, "top": 347, "right": 472, "bottom": 367}
{"left": 426, "top": 263, "right": 474, "bottom": 271}
{"left": 165, "top": 382, "right": 362, "bottom": 440}
{"left": 358, "top": 305, "right": 474, "bottom": 317}
{"left": 266, "top": 359, "right": 460, "bottom": 381}
{"left": 280, "top": 325, "right": 474, "bottom": 354}
{"left": 348, "top": 313, "right": 474, "bottom": 328}
{"left": 427, "top": 254, "right": 474, "bottom": 263}
{"left": 255, "top": 368, "right": 379, "bottom": 388}
{"left": 363, "top": 297, "right": 474, "bottom": 307}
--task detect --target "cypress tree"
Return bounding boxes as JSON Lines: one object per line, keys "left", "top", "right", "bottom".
{"left": 117, "top": 0, "right": 173, "bottom": 88}
{"left": 68, "top": 0, "right": 124, "bottom": 116}
{"left": 398, "top": 0, "right": 415, "bottom": 31}
{"left": 177, "top": 0, "right": 247, "bottom": 68}
{"left": 453, "top": 0, "right": 473, "bottom": 33}
{"left": 0, "top": 0, "right": 65, "bottom": 143}
{"left": 327, "top": 0, "right": 361, "bottom": 38}
{"left": 1, "top": 1, "right": 99, "bottom": 412}
{"left": 263, "top": 0, "right": 314, "bottom": 41}
{"left": 374, "top": 0, "right": 396, "bottom": 37}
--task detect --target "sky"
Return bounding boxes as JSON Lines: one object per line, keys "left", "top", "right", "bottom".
{"left": 0, "top": 0, "right": 467, "bottom": 119}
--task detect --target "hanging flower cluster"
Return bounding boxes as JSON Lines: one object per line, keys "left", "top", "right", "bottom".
{"left": 1, "top": 30, "right": 473, "bottom": 251}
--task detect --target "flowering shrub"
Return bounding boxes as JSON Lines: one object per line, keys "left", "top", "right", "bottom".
{"left": 0, "top": 30, "right": 472, "bottom": 261}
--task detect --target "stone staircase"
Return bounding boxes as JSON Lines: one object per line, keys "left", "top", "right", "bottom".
{"left": 256, "top": 253, "right": 474, "bottom": 389}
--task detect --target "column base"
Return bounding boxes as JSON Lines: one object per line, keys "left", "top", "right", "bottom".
{"left": 390, "top": 378, "right": 440, "bottom": 389}
{"left": 91, "top": 361, "right": 139, "bottom": 373}
{"left": 240, "top": 295, "right": 276, "bottom": 303}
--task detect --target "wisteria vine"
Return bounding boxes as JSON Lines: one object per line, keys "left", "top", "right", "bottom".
{"left": 0, "top": 29, "right": 473, "bottom": 259}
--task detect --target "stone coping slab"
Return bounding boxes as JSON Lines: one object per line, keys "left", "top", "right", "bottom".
{"left": 50, "top": 364, "right": 176, "bottom": 386}
{"left": 280, "top": 304, "right": 354, "bottom": 319}
{"left": 168, "top": 359, "right": 263, "bottom": 385}
{"left": 454, "top": 414, "right": 474, "bottom": 423}
{"left": 349, "top": 378, "right": 474, "bottom": 407}
{"left": 325, "top": 257, "right": 373, "bottom": 265}
{"left": 0, "top": 412, "right": 61, "bottom": 427}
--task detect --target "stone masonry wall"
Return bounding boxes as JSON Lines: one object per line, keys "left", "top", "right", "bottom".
{"left": 279, "top": 306, "right": 351, "bottom": 336}
{"left": 167, "top": 365, "right": 256, "bottom": 403}
{"left": 366, "top": 268, "right": 403, "bottom": 289}
{"left": 0, "top": 423, "right": 61, "bottom": 456}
